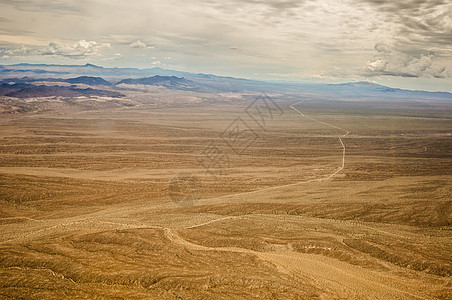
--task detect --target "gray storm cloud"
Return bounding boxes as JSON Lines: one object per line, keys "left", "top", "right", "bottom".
{"left": 366, "top": 43, "right": 447, "bottom": 78}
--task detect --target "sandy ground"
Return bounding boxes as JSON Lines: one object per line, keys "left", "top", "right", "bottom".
{"left": 0, "top": 95, "right": 450, "bottom": 299}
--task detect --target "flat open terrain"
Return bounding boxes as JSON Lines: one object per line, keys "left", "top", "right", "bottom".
{"left": 0, "top": 91, "right": 451, "bottom": 299}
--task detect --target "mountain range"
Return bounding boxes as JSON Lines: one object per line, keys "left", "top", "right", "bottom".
{"left": 0, "top": 63, "right": 451, "bottom": 100}
{"left": 0, "top": 82, "right": 124, "bottom": 98}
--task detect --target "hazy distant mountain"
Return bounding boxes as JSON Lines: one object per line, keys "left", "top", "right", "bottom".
{"left": 65, "top": 76, "right": 111, "bottom": 85}
{"left": 116, "top": 75, "right": 191, "bottom": 88}
{"left": 0, "top": 76, "right": 111, "bottom": 86}
{"left": 1, "top": 63, "right": 451, "bottom": 100}
{"left": 0, "top": 83, "right": 34, "bottom": 96}
{"left": 0, "top": 83, "right": 123, "bottom": 98}
{"left": 322, "top": 82, "right": 452, "bottom": 100}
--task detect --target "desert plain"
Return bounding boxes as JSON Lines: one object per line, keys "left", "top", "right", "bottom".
{"left": 0, "top": 87, "right": 451, "bottom": 299}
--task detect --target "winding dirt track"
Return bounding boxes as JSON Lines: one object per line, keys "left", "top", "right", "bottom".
{"left": 164, "top": 227, "right": 430, "bottom": 300}
{"left": 197, "top": 100, "right": 351, "bottom": 202}
{"left": 290, "top": 100, "right": 349, "bottom": 174}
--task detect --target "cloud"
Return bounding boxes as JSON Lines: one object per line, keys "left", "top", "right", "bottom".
{"left": 366, "top": 43, "right": 447, "bottom": 78}
{"left": 207, "top": 0, "right": 305, "bottom": 17}
{"left": 374, "top": 42, "right": 391, "bottom": 53}
{"left": 0, "top": 0, "right": 87, "bottom": 14}
{"left": 0, "top": 45, "right": 29, "bottom": 58}
{"left": 357, "top": 0, "right": 452, "bottom": 49}
{"left": 129, "top": 40, "right": 147, "bottom": 48}
{"left": 41, "top": 40, "right": 111, "bottom": 58}
{"left": 0, "top": 0, "right": 450, "bottom": 86}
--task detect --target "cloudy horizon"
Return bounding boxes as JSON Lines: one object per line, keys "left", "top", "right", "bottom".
{"left": 1, "top": 0, "right": 451, "bottom": 92}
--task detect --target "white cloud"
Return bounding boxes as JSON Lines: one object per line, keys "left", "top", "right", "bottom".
{"left": 2, "top": 40, "right": 111, "bottom": 59}
{"left": 129, "top": 40, "right": 147, "bottom": 48}
{"left": 0, "top": 45, "right": 29, "bottom": 58}
{"left": 41, "top": 40, "right": 111, "bottom": 58}
{"left": 366, "top": 43, "right": 447, "bottom": 78}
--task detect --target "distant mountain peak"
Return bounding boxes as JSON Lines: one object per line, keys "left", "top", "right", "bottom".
{"left": 116, "top": 75, "right": 191, "bottom": 87}
{"left": 65, "top": 76, "right": 110, "bottom": 85}
{"left": 84, "top": 63, "right": 102, "bottom": 68}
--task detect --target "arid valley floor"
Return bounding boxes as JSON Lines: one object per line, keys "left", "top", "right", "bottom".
{"left": 0, "top": 88, "right": 451, "bottom": 299}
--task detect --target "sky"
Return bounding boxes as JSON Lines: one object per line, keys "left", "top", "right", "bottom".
{"left": 0, "top": 0, "right": 451, "bottom": 92}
